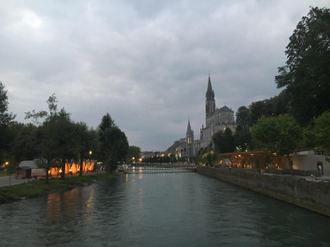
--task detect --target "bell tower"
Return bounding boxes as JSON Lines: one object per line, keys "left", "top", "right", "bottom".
{"left": 205, "top": 75, "right": 215, "bottom": 118}
{"left": 186, "top": 119, "right": 194, "bottom": 160}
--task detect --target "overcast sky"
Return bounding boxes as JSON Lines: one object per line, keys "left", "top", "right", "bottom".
{"left": 1, "top": 0, "right": 329, "bottom": 151}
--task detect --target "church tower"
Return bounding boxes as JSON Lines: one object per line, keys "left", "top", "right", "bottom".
{"left": 205, "top": 75, "right": 215, "bottom": 117}
{"left": 186, "top": 119, "right": 194, "bottom": 160}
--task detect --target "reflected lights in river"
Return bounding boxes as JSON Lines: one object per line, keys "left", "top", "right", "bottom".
{"left": 46, "top": 186, "right": 94, "bottom": 223}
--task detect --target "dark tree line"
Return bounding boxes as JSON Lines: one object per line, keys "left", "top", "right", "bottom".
{"left": 212, "top": 7, "right": 330, "bottom": 162}
{"left": 0, "top": 88, "right": 133, "bottom": 181}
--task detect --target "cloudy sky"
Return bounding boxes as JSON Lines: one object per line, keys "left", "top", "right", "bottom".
{"left": 1, "top": 0, "right": 329, "bottom": 151}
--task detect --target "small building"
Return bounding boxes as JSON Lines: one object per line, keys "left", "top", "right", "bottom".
{"left": 16, "top": 160, "right": 46, "bottom": 179}
{"left": 16, "top": 166, "right": 32, "bottom": 179}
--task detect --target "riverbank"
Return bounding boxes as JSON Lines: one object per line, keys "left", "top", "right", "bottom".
{"left": 0, "top": 172, "right": 116, "bottom": 204}
{"left": 197, "top": 166, "right": 330, "bottom": 217}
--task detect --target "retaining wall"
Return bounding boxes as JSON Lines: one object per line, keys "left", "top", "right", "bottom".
{"left": 197, "top": 166, "right": 330, "bottom": 216}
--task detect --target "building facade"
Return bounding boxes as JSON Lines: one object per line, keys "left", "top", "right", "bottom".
{"left": 199, "top": 76, "right": 237, "bottom": 149}
{"left": 169, "top": 75, "right": 237, "bottom": 160}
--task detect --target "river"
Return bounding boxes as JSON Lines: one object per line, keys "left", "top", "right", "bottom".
{"left": 0, "top": 170, "right": 330, "bottom": 246}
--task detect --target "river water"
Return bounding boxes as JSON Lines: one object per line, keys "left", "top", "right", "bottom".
{"left": 1, "top": 170, "right": 330, "bottom": 247}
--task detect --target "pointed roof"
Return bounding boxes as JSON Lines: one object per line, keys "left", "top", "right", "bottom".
{"left": 206, "top": 75, "right": 215, "bottom": 100}
{"left": 187, "top": 119, "right": 192, "bottom": 132}
{"left": 218, "top": 105, "right": 233, "bottom": 112}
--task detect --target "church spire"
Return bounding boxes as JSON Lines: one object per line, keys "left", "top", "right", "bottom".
{"left": 206, "top": 74, "right": 215, "bottom": 101}
{"left": 205, "top": 75, "right": 215, "bottom": 117}
{"left": 187, "top": 118, "right": 192, "bottom": 133}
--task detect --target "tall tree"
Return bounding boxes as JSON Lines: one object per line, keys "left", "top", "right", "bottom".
{"left": 75, "top": 122, "right": 93, "bottom": 176}
{"left": 98, "top": 113, "right": 128, "bottom": 172}
{"left": 251, "top": 114, "right": 302, "bottom": 165}
{"left": 275, "top": 7, "right": 330, "bottom": 125}
{"left": 213, "top": 128, "right": 235, "bottom": 154}
{"left": 25, "top": 94, "right": 70, "bottom": 183}
{"left": 0, "top": 82, "right": 16, "bottom": 165}
{"left": 0, "top": 82, "right": 16, "bottom": 128}
{"left": 8, "top": 122, "right": 38, "bottom": 163}
{"left": 53, "top": 109, "right": 77, "bottom": 180}
{"left": 236, "top": 106, "right": 250, "bottom": 129}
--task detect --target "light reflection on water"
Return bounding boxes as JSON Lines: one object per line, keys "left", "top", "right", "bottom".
{"left": 0, "top": 171, "right": 330, "bottom": 247}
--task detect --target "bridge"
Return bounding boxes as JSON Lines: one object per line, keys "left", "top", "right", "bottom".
{"left": 119, "top": 164, "right": 197, "bottom": 174}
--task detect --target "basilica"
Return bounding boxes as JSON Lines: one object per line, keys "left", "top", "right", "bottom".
{"left": 170, "top": 76, "right": 237, "bottom": 160}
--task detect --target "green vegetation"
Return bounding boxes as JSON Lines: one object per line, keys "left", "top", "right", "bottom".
{"left": 126, "top": 146, "right": 141, "bottom": 163}
{"left": 275, "top": 7, "right": 330, "bottom": 126}
{"left": 0, "top": 92, "right": 130, "bottom": 181}
{"left": 209, "top": 7, "right": 330, "bottom": 161}
{"left": 251, "top": 114, "right": 302, "bottom": 158}
{"left": 0, "top": 173, "right": 115, "bottom": 204}
{"left": 314, "top": 110, "right": 330, "bottom": 162}
{"left": 0, "top": 171, "right": 7, "bottom": 177}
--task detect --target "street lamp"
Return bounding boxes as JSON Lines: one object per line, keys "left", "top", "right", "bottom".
{"left": 89, "top": 151, "right": 93, "bottom": 172}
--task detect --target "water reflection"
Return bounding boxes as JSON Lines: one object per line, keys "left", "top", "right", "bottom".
{"left": 1, "top": 172, "right": 330, "bottom": 247}
{"left": 38, "top": 186, "right": 94, "bottom": 246}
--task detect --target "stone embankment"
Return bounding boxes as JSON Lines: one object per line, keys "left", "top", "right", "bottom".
{"left": 197, "top": 166, "right": 330, "bottom": 216}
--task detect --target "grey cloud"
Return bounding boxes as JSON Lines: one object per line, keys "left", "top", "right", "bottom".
{"left": 2, "top": 0, "right": 330, "bottom": 151}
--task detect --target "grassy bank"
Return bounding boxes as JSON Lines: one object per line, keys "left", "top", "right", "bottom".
{"left": 0, "top": 171, "right": 8, "bottom": 177}
{"left": 0, "top": 172, "right": 116, "bottom": 204}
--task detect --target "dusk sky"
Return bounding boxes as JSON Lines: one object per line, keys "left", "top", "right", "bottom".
{"left": 2, "top": 0, "right": 329, "bottom": 151}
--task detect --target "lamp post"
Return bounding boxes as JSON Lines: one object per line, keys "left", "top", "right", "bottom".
{"left": 89, "top": 151, "right": 92, "bottom": 172}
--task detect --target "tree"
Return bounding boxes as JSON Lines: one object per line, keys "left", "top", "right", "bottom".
{"left": 251, "top": 114, "right": 303, "bottom": 165}
{"left": 248, "top": 100, "right": 273, "bottom": 126}
{"left": 127, "top": 146, "right": 141, "bottom": 162}
{"left": 8, "top": 122, "right": 38, "bottom": 164}
{"left": 53, "top": 109, "right": 77, "bottom": 180}
{"left": 75, "top": 122, "right": 93, "bottom": 176}
{"left": 35, "top": 120, "right": 59, "bottom": 183}
{"left": 0, "top": 82, "right": 16, "bottom": 128}
{"left": 98, "top": 113, "right": 116, "bottom": 132}
{"left": 25, "top": 94, "right": 72, "bottom": 183}
{"left": 314, "top": 110, "right": 330, "bottom": 162}
{"left": 98, "top": 113, "right": 128, "bottom": 172}
{"left": 0, "top": 82, "right": 16, "bottom": 165}
{"left": 236, "top": 106, "right": 250, "bottom": 129}
{"left": 234, "top": 127, "right": 252, "bottom": 152}
{"left": 275, "top": 7, "right": 330, "bottom": 126}
{"left": 212, "top": 128, "right": 235, "bottom": 154}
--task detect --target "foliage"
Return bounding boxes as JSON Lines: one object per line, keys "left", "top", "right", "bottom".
{"left": 195, "top": 147, "right": 219, "bottom": 166}
{"left": 26, "top": 95, "right": 77, "bottom": 182}
{"left": 251, "top": 114, "right": 302, "bottom": 159}
{"left": 98, "top": 113, "right": 116, "bottom": 132}
{"left": 275, "top": 7, "right": 330, "bottom": 126}
{"left": 25, "top": 93, "right": 58, "bottom": 125}
{"left": 212, "top": 128, "right": 235, "bottom": 154}
{"left": 7, "top": 123, "right": 38, "bottom": 164}
{"left": 0, "top": 82, "right": 16, "bottom": 128}
{"left": 0, "top": 82, "right": 16, "bottom": 165}
{"left": 75, "top": 122, "right": 93, "bottom": 176}
{"left": 314, "top": 110, "right": 330, "bottom": 162}
{"left": 233, "top": 127, "right": 252, "bottom": 152}
{"left": 98, "top": 113, "right": 128, "bottom": 172}
{"left": 248, "top": 100, "right": 272, "bottom": 126}
{"left": 236, "top": 106, "right": 250, "bottom": 129}
{"left": 52, "top": 109, "right": 78, "bottom": 180}
{"left": 127, "top": 146, "right": 141, "bottom": 162}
